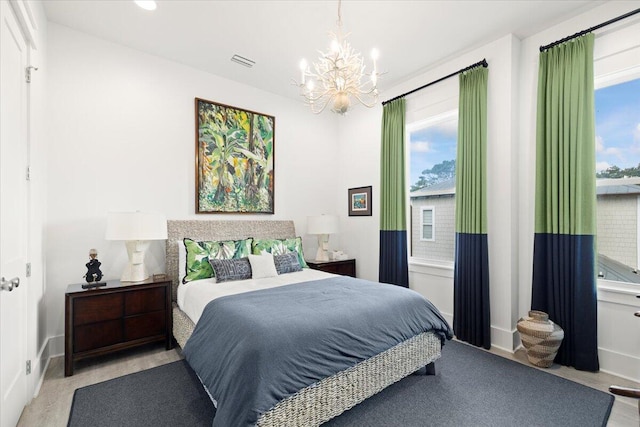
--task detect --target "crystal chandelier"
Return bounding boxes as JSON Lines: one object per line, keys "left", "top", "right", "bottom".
{"left": 294, "top": 0, "right": 380, "bottom": 115}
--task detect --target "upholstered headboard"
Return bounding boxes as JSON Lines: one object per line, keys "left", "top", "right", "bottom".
{"left": 166, "top": 220, "right": 297, "bottom": 302}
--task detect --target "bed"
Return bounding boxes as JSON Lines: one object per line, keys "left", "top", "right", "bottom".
{"left": 167, "top": 219, "right": 452, "bottom": 427}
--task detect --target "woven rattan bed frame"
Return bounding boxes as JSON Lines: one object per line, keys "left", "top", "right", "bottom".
{"left": 167, "top": 219, "right": 442, "bottom": 426}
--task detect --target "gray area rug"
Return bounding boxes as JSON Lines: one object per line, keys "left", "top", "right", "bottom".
{"left": 67, "top": 360, "right": 214, "bottom": 427}
{"left": 68, "top": 340, "right": 613, "bottom": 427}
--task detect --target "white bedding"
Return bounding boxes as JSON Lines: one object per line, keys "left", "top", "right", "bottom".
{"left": 177, "top": 268, "right": 336, "bottom": 324}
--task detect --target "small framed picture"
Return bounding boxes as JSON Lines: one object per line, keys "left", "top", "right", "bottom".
{"left": 348, "top": 186, "right": 372, "bottom": 216}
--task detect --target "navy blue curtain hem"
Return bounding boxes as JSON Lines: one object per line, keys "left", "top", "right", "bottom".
{"left": 379, "top": 230, "right": 408, "bottom": 287}
{"left": 453, "top": 233, "right": 490, "bottom": 349}
{"left": 532, "top": 233, "right": 599, "bottom": 372}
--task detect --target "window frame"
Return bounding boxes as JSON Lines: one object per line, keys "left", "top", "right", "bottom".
{"left": 420, "top": 206, "right": 435, "bottom": 241}
{"left": 593, "top": 47, "right": 640, "bottom": 286}
{"left": 407, "top": 107, "right": 458, "bottom": 267}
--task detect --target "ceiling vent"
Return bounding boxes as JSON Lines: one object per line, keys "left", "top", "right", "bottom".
{"left": 231, "top": 54, "right": 255, "bottom": 68}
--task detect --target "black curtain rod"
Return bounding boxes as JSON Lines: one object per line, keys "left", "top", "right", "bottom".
{"left": 381, "top": 58, "right": 488, "bottom": 106}
{"left": 540, "top": 7, "right": 640, "bottom": 51}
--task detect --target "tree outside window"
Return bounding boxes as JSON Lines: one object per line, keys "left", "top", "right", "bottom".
{"left": 595, "top": 77, "right": 640, "bottom": 284}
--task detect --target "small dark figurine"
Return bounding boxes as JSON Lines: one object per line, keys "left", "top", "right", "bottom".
{"left": 84, "top": 248, "right": 103, "bottom": 283}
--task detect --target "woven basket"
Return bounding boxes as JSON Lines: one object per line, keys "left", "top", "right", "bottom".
{"left": 517, "top": 310, "right": 564, "bottom": 368}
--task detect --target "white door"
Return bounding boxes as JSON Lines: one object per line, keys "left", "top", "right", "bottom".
{"left": 0, "top": 1, "right": 29, "bottom": 426}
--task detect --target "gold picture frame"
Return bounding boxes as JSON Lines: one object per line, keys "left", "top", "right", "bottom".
{"left": 195, "top": 98, "right": 275, "bottom": 214}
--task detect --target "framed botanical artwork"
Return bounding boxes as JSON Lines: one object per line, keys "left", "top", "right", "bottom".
{"left": 348, "top": 186, "right": 372, "bottom": 216}
{"left": 195, "top": 98, "right": 275, "bottom": 214}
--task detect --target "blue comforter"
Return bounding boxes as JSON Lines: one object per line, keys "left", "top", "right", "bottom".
{"left": 183, "top": 276, "right": 453, "bottom": 427}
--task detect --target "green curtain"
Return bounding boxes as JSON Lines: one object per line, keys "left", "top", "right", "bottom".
{"left": 455, "top": 67, "right": 488, "bottom": 235}
{"left": 532, "top": 33, "right": 599, "bottom": 371}
{"left": 379, "top": 98, "right": 408, "bottom": 287}
{"left": 453, "top": 65, "right": 490, "bottom": 349}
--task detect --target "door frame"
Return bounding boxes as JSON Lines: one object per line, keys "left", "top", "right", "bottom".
{"left": 0, "top": 1, "right": 38, "bottom": 425}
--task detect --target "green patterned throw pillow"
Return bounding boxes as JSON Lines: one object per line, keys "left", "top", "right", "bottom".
{"left": 183, "top": 238, "right": 252, "bottom": 283}
{"left": 251, "top": 237, "right": 308, "bottom": 269}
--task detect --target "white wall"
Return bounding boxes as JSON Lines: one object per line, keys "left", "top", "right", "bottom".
{"left": 338, "top": 2, "right": 640, "bottom": 380}
{"left": 40, "top": 0, "right": 640, "bottom": 385}
{"left": 518, "top": 1, "right": 640, "bottom": 380}
{"left": 44, "top": 23, "right": 340, "bottom": 347}
{"left": 338, "top": 34, "right": 521, "bottom": 352}
{"left": 517, "top": 0, "right": 640, "bottom": 331}
{"left": 14, "top": 0, "right": 50, "bottom": 401}
{"left": 335, "top": 106, "right": 382, "bottom": 281}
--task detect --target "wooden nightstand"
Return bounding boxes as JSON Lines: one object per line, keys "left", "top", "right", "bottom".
{"left": 306, "top": 259, "right": 356, "bottom": 277}
{"left": 64, "top": 277, "right": 173, "bottom": 376}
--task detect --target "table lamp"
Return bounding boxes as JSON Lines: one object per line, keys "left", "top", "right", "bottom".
{"left": 105, "top": 211, "right": 167, "bottom": 282}
{"left": 307, "top": 215, "right": 339, "bottom": 261}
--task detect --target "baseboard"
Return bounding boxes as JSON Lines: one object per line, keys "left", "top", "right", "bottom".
{"left": 490, "top": 325, "right": 519, "bottom": 353}
{"left": 32, "top": 356, "right": 50, "bottom": 398}
{"left": 502, "top": 341, "right": 639, "bottom": 382}
{"left": 598, "top": 347, "right": 640, "bottom": 383}
{"left": 447, "top": 322, "right": 519, "bottom": 353}
{"left": 47, "top": 334, "right": 65, "bottom": 358}
{"left": 28, "top": 340, "right": 48, "bottom": 399}
{"left": 30, "top": 334, "right": 64, "bottom": 399}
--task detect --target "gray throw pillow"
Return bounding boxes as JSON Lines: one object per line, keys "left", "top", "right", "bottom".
{"left": 209, "top": 257, "right": 252, "bottom": 282}
{"left": 274, "top": 252, "right": 302, "bottom": 275}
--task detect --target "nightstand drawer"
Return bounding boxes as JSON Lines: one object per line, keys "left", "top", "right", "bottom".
{"left": 307, "top": 259, "right": 356, "bottom": 278}
{"left": 125, "top": 287, "right": 166, "bottom": 315}
{"left": 74, "top": 319, "right": 123, "bottom": 352}
{"left": 124, "top": 311, "right": 166, "bottom": 341}
{"left": 74, "top": 293, "right": 123, "bottom": 326}
{"left": 318, "top": 263, "right": 352, "bottom": 276}
{"left": 65, "top": 279, "right": 173, "bottom": 376}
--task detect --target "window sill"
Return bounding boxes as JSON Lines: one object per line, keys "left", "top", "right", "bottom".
{"left": 409, "top": 259, "right": 454, "bottom": 278}
{"left": 597, "top": 279, "right": 640, "bottom": 306}
{"left": 597, "top": 279, "right": 640, "bottom": 294}
{"left": 409, "top": 259, "right": 454, "bottom": 269}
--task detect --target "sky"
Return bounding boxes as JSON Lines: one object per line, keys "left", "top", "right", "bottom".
{"left": 408, "top": 77, "right": 640, "bottom": 185}
{"left": 595, "top": 78, "right": 640, "bottom": 172}
{"left": 409, "top": 116, "right": 457, "bottom": 188}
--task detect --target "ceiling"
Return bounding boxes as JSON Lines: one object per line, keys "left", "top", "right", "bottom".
{"left": 43, "top": 0, "right": 603, "bottom": 101}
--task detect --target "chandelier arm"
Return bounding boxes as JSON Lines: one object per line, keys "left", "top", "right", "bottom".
{"left": 352, "top": 93, "right": 378, "bottom": 108}
{"left": 294, "top": 0, "right": 380, "bottom": 115}
{"left": 303, "top": 88, "right": 334, "bottom": 103}
{"left": 354, "top": 84, "right": 378, "bottom": 95}
{"left": 309, "top": 97, "right": 332, "bottom": 114}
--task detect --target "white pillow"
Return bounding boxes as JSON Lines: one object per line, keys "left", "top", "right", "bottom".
{"left": 178, "top": 242, "right": 187, "bottom": 283}
{"left": 248, "top": 253, "right": 278, "bottom": 279}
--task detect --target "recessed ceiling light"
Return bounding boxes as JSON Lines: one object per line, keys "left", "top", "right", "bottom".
{"left": 134, "top": 1, "right": 157, "bottom": 11}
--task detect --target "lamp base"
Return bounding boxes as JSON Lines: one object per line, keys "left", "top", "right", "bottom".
{"left": 121, "top": 240, "right": 151, "bottom": 282}
{"left": 315, "top": 234, "right": 330, "bottom": 261}
{"left": 120, "top": 263, "right": 149, "bottom": 282}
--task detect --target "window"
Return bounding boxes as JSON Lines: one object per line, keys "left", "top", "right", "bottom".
{"left": 595, "top": 77, "right": 640, "bottom": 284}
{"left": 421, "top": 207, "right": 435, "bottom": 241}
{"left": 408, "top": 110, "right": 457, "bottom": 263}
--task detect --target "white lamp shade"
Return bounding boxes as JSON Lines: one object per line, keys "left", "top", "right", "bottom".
{"left": 307, "top": 215, "right": 339, "bottom": 235}
{"left": 105, "top": 212, "right": 167, "bottom": 241}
